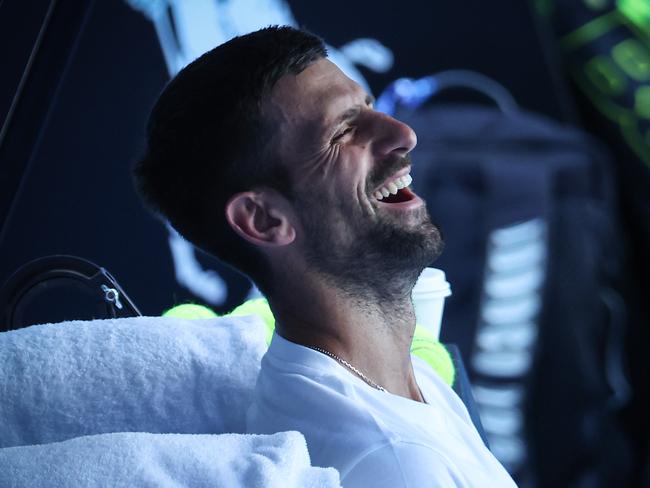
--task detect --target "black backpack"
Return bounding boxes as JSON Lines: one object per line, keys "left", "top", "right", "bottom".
{"left": 398, "top": 102, "right": 634, "bottom": 486}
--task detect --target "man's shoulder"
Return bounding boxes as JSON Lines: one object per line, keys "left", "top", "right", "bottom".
{"left": 343, "top": 440, "right": 517, "bottom": 488}
{"left": 341, "top": 439, "right": 460, "bottom": 487}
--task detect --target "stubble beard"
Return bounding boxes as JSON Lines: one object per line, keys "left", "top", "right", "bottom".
{"left": 298, "top": 195, "right": 444, "bottom": 307}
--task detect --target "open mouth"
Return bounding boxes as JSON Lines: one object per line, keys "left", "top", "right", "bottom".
{"left": 373, "top": 172, "right": 416, "bottom": 204}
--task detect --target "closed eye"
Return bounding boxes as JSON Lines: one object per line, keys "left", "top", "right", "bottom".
{"left": 332, "top": 126, "right": 355, "bottom": 143}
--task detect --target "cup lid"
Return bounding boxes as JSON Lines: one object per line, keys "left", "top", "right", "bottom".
{"left": 412, "top": 267, "right": 451, "bottom": 296}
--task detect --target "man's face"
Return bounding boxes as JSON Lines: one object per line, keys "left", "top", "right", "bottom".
{"left": 265, "top": 59, "right": 443, "bottom": 298}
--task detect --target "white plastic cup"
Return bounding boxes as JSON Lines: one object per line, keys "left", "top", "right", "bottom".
{"left": 412, "top": 267, "right": 452, "bottom": 340}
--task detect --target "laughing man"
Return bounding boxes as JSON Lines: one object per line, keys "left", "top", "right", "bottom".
{"left": 134, "top": 26, "right": 516, "bottom": 487}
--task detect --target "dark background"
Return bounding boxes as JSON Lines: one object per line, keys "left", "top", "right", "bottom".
{"left": 0, "top": 0, "right": 570, "bottom": 317}
{"left": 2, "top": 0, "right": 649, "bottom": 486}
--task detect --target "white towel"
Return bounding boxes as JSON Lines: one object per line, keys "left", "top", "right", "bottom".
{"left": 0, "top": 431, "right": 341, "bottom": 488}
{"left": 0, "top": 315, "right": 268, "bottom": 448}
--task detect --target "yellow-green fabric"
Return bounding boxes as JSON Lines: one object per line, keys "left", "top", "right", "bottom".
{"left": 411, "top": 326, "right": 455, "bottom": 387}
{"left": 228, "top": 298, "right": 276, "bottom": 345}
{"left": 162, "top": 303, "right": 219, "bottom": 319}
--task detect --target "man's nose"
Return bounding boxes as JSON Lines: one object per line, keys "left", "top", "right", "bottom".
{"left": 371, "top": 111, "right": 417, "bottom": 157}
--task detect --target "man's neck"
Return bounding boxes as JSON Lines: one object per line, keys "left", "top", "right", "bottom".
{"left": 269, "top": 276, "right": 424, "bottom": 402}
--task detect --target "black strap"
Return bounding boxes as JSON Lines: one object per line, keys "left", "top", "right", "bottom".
{"left": 0, "top": 255, "right": 141, "bottom": 331}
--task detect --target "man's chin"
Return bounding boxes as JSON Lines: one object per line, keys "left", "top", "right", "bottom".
{"left": 369, "top": 218, "right": 443, "bottom": 268}
{"left": 388, "top": 207, "right": 431, "bottom": 230}
{"left": 337, "top": 225, "right": 443, "bottom": 301}
{"left": 377, "top": 205, "right": 440, "bottom": 244}
{"left": 298, "top": 199, "right": 443, "bottom": 297}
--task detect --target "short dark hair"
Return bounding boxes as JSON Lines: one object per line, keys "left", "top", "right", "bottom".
{"left": 133, "top": 26, "right": 327, "bottom": 292}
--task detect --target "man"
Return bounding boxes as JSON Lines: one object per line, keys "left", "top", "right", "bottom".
{"left": 134, "top": 26, "right": 515, "bottom": 487}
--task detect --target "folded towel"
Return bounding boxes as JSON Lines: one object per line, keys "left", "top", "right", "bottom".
{"left": 0, "top": 431, "right": 341, "bottom": 488}
{"left": 0, "top": 315, "right": 268, "bottom": 448}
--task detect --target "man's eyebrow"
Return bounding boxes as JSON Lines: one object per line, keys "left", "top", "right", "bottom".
{"left": 333, "top": 94, "right": 376, "bottom": 126}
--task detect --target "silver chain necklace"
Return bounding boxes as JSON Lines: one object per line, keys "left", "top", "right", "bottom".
{"left": 309, "top": 346, "right": 387, "bottom": 392}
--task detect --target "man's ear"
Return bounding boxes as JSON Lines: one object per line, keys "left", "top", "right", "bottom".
{"left": 225, "top": 190, "right": 296, "bottom": 247}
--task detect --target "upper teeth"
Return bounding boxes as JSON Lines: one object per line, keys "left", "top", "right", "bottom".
{"left": 374, "top": 173, "right": 412, "bottom": 200}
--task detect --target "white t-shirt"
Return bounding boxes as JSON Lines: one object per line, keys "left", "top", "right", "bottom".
{"left": 247, "top": 333, "right": 517, "bottom": 487}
